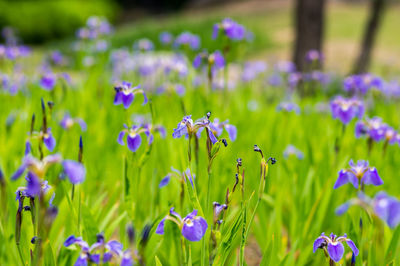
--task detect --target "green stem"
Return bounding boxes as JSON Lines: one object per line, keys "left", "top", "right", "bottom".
{"left": 17, "top": 244, "right": 25, "bottom": 265}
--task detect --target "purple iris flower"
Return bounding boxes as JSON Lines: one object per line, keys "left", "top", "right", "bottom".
{"left": 334, "top": 160, "right": 383, "bottom": 189}
{"left": 305, "top": 49, "right": 324, "bottom": 63}
{"left": 356, "top": 117, "right": 399, "bottom": 145}
{"left": 114, "top": 81, "right": 148, "bottom": 109}
{"left": 40, "top": 72, "right": 57, "bottom": 91}
{"left": 159, "top": 31, "right": 173, "bottom": 45}
{"left": 274, "top": 61, "right": 296, "bottom": 73}
{"left": 283, "top": 145, "right": 304, "bottom": 160}
{"left": 213, "top": 202, "right": 228, "bottom": 223}
{"left": 174, "top": 32, "right": 200, "bottom": 50}
{"left": 330, "top": 96, "right": 364, "bottom": 124}
{"left": 173, "top": 115, "right": 218, "bottom": 144}
{"left": 336, "top": 191, "right": 400, "bottom": 229}
{"left": 193, "top": 50, "right": 225, "bottom": 73}
{"left": 64, "top": 234, "right": 123, "bottom": 265}
{"left": 11, "top": 153, "right": 62, "bottom": 180}
{"left": 156, "top": 208, "right": 208, "bottom": 242}
{"left": 133, "top": 38, "right": 154, "bottom": 52}
{"left": 60, "top": 113, "right": 87, "bottom": 131}
{"left": 241, "top": 61, "right": 267, "bottom": 82}
{"left": 117, "top": 124, "right": 157, "bottom": 152}
{"left": 343, "top": 73, "right": 384, "bottom": 95}
{"left": 158, "top": 167, "right": 195, "bottom": 188}
{"left": 313, "top": 233, "right": 359, "bottom": 263}
{"left": 212, "top": 18, "right": 246, "bottom": 41}
{"left": 15, "top": 172, "right": 52, "bottom": 199}
{"left": 62, "top": 160, "right": 86, "bottom": 184}
{"left": 196, "top": 118, "right": 237, "bottom": 141}
{"left": 276, "top": 102, "right": 300, "bottom": 114}
{"left": 373, "top": 192, "right": 400, "bottom": 228}
{"left": 50, "top": 50, "right": 64, "bottom": 65}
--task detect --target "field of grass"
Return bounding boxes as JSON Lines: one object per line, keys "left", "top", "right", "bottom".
{"left": 0, "top": 2, "right": 400, "bottom": 266}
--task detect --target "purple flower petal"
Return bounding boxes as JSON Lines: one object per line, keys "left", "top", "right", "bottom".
{"left": 64, "top": 235, "right": 77, "bottom": 247}
{"left": 122, "top": 93, "right": 134, "bottom": 109}
{"left": 44, "top": 132, "right": 56, "bottom": 152}
{"left": 62, "top": 160, "right": 86, "bottom": 184}
{"left": 334, "top": 170, "right": 358, "bottom": 189}
{"left": 313, "top": 237, "right": 326, "bottom": 253}
{"left": 362, "top": 168, "right": 383, "bottom": 186}
{"left": 117, "top": 131, "right": 126, "bottom": 145}
{"left": 181, "top": 216, "right": 207, "bottom": 242}
{"left": 107, "top": 240, "right": 123, "bottom": 254}
{"left": 11, "top": 164, "right": 27, "bottom": 180}
{"left": 159, "top": 175, "right": 171, "bottom": 188}
{"left": 207, "top": 129, "right": 218, "bottom": 144}
{"left": 224, "top": 124, "right": 237, "bottom": 141}
{"left": 156, "top": 218, "right": 166, "bottom": 235}
{"left": 75, "top": 254, "right": 88, "bottom": 266}
{"left": 26, "top": 172, "right": 41, "bottom": 197}
{"left": 327, "top": 242, "right": 344, "bottom": 262}
{"left": 127, "top": 134, "right": 142, "bottom": 152}
{"left": 114, "top": 91, "right": 123, "bottom": 105}
{"left": 346, "top": 239, "right": 359, "bottom": 256}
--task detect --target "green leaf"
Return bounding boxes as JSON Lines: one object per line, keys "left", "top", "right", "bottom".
{"left": 385, "top": 226, "right": 400, "bottom": 264}
{"left": 81, "top": 204, "right": 99, "bottom": 244}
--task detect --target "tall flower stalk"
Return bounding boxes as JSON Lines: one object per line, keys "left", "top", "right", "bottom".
{"left": 240, "top": 145, "right": 276, "bottom": 266}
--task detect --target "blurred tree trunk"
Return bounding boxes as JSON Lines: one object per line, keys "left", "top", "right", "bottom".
{"left": 352, "top": 0, "right": 387, "bottom": 74}
{"left": 293, "top": 0, "right": 326, "bottom": 71}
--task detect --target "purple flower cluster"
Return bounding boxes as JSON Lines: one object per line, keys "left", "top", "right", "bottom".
{"left": 64, "top": 233, "right": 132, "bottom": 265}
{"left": 356, "top": 117, "right": 400, "bottom": 145}
{"left": 76, "top": 16, "right": 113, "bottom": 40}
{"left": 334, "top": 159, "right": 383, "bottom": 189}
{"left": 313, "top": 233, "right": 359, "bottom": 262}
{"left": 241, "top": 61, "right": 267, "bottom": 82}
{"left": 193, "top": 50, "right": 225, "bottom": 71}
{"left": 343, "top": 73, "right": 384, "bottom": 95}
{"left": 330, "top": 96, "right": 364, "bottom": 124}
{"left": 174, "top": 32, "right": 200, "bottom": 50}
{"left": 212, "top": 18, "right": 246, "bottom": 41}
{"left": 156, "top": 208, "right": 208, "bottom": 241}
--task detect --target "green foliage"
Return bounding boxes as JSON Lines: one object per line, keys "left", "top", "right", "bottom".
{"left": 0, "top": 0, "right": 117, "bottom": 43}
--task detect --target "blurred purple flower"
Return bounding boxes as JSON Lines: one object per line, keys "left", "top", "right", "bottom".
{"left": 336, "top": 191, "right": 400, "bottom": 228}
{"left": 159, "top": 31, "right": 173, "bottom": 45}
{"left": 277, "top": 102, "right": 300, "bottom": 114}
{"left": 330, "top": 96, "right": 364, "bottom": 124}
{"left": 212, "top": 18, "right": 246, "bottom": 41}
{"left": 174, "top": 32, "right": 200, "bottom": 50}
{"left": 60, "top": 113, "right": 87, "bottom": 131}
{"left": 62, "top": 160, "right": 86, "bottom": 184}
